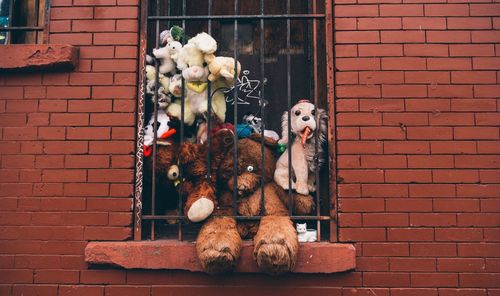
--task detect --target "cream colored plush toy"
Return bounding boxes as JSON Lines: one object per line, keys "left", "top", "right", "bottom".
{"left": 204, "top": 55, "right": 241, "bottom": 84}
{"left": 173, "top": 32, "right": 217, "bottom": 70}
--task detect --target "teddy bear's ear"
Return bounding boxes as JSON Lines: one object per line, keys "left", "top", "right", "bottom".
{"left": 210, "top": 129, "right": 235, "bottom": 154}
{"left": 179, "top": 142, "right": 199, "bottom": 165}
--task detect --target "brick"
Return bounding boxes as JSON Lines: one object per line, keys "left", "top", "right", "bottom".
{"left": 363, "top": 272, "right": 410, "bottom": 287}
{"left": 458, "top": 243, "right": 499, "bottom": 257}
{"left": 49, "top": 33, "right": 93, "bottom": 46}
{"left": 69, "top": 73, "right": 114, "bottom": 85}
{"left": 363, "top": 243, "right": 409, "bottom": 256}
{"left": 360, "top": 99, "right": 405, "bottom": 111}
{"left": 94, "top": 33, "right": 138, "bottom": 45}
{"left": 435, "top": 228, "right": 483, "bottom": 241}
{"left": 476, "top": 113, "right": 500, "bottom": 126}
{"left": 411, "top": 273, "right": 458, "bottom": 287}
{"left": 404, "top": 44, "right": 448, "bottom": 57}
{"left": 473, "top": 57, "right": 500, "bottom": 70}
{"left": 458, "top": 184, "right": 500, "bottom": 198}
{"left": 73, "top": 0, "right": 117, "bottom": 5}
{"left": 114, "top": 73, "right": 137, "bottom": 85}
{"left": 428, "top": 85, "right": 473, "bottom": 97}
{"left": 34, "top": 270, "right": 79, "bottom": 284}
{"left": 67, "top": 127, "right": 111, "bottom": 140}
{"left": 72, "top": 19, "right": 115, "bottom": 32}
{"left": 114, "top": 46, "right": 138, "bottom": 58}
{"left": 337, "top": 85, "right": 381, "bottom": 98}
{"left": 407, "top": 127, "right": 452, "bottom": 139}
{"left": 87, "top": 169, "right": 133, "bottom": 183}
{"left": 448, "top": 17, "right": 492, "bottom": 29}
{"left": 46, "top": 86, "right": 90, "bottom": 99}
{"left": 66, "top": 155, "right": 109, "bottom": 168}
{"left": 116, "top": 20, "right": 139, "bottom": 32}
{"left": 386, "top": 169, "right": 432, "bottom": 183}
{"left": 84, "top": 226, "right": 131, "bottom": 240}
{"left": 339, "top": 228, "right": 386, "bottom": 241}
{"left": 405, "top": 71, "right": 450, "bottom": 84}
{"left": 384, "top": 141, "right": 429, "bottom": 154}
{"left": 92, "top": 59, "right": 137, "bottom": 72}
{"left": 478, "top": 141, "right": 500, "bottom": 154}
{"left": 363, "top": 213, "right": 408, "bottom": 226}
{"left": 59, "top": 286, "right": 104, "bottom": 296}
{"left": 335, "top": 31, "right": 380, "bottom": 44}
{"left": 92, "top": 86, "right": 136, "bottom": 99}
{"left": 434, "top": 170, "right": 480, "bottom": 183}
{"left": 408, "top": 155, "right": 453, "bottom": 168}
{"left": 64, "top": 183, "right": 109, "bottom": 196}
{"left": 454, "top": 127, "right": 499, "bottom": 140}
{"left": 381, "top": 31, "right": 426, "bottom": 43}
{"left": 79, "top": 46, "right": 115, "bottom": 59}
{"left": 410, "top": 213, "right": 456, "bottom": 226}
{"left": 335, "top": 19, "right": 357, "bottom": 31}
{"left": 411, "top": 243, "right": 457, "bottom": 257}
{"left": 427, "top": 31, "right": 471, "bottom": 43}
{"left": 439, "top": 289, "right": 487, "bottom": 296}
{"left": 335, "top": 5, "right": 379, "bottom": 17}
{"left": 390, "top": 258, "right": 436, "bottom": 271}
{"left": 458, "top": 213, "right": 500, "bottom": 227}
{"left": 89, "top": 141, "right": 134, "bottom": 154}
{"left": 358, "top": 44, "right": 403, "bottom": 57}
{"left": 425, "top": 4, "right": 469, "bottom": 16}
{"left": 68, "top": 100, "right": 113, "bottom": 112}
{"left": 339, "top": 198, "right": 385, "bottom": 212}
{"left": 456, "top": 155, "right": 499, "bottom": 168}
{"left": 450, "top": 44, "right": 495, "bottom": 57}
{"left": 39, "top": 100, "right": 67, "bottom": 112}
{"left": 430, "top": 140, "right": 476, "bottom": 154}
{"left": 386, "top": 198, "right": 433, "bottom": 212}
{"left": 470, "top": 4, "right": 500, "bottom": 16}
{"left": 382, "top": 85, "right": 427, "bottom": 97}
{"left": 0, "top": 269, "right": 33, "bottom": 283}
{"left": 406, "top": 99, "right": 450, "bottom": 112}
{"left": 382, "top": 57, "right": 426, "bottom": 70}
{"left": 357, "top": 18, "right": 402, "bottom": 30}
{"left": 50, "top": 113, "right": 89, "bottom": 126}
{"left": 380, "top": 4, "right": 424, "bottom": 16}
{"left": 339, "top": 169, "right": 385, "bottom": 183}
{"left": 50, "top": 7, "right": 93, "bottom": 19}
{"left": 391, "top": 289, "right": 437, "bottom": 296}
{"left": 471, "top": 30, "right": 500, "bottom": 43}
{"left": 40, "top": 198, "right": 86, "bottom": 211}
{"left": 403, "top": 17, "right": 446, "bottom": 29}
{"left": 94, "top": 6, "right": 139, "bottom": 19}
{"left": 362, "top": 184, "right": 408, "bottom": 197}
{"left": 429, "top": 113, "right": 475, "bottom": 126}
{"left": 361, "top": 155, "right": 407, "bottom": 168}
{"left": 475, "top": 85, "right": 500, "bottom": 97}
{"left": 359, "top": 71, "right": 404, "bottom": 84}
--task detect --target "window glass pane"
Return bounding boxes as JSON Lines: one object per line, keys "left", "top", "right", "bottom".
{"left": 0, "top": 0, "right": 11, "bottom": 44}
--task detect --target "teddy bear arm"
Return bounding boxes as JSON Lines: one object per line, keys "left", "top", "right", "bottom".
{"left": 262, "top": 183, "right": 289, "bottom": 216}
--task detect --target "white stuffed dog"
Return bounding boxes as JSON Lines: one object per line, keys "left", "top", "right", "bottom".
{"left": 274, "top": 100, "right": 327, "bottom": 195}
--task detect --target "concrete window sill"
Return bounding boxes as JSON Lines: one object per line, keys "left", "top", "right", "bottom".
{"left": 0, "top": 44, "right": 78, "bottom": 72}
{"left": 85, "top": 240, "right": 356, "bottom": 273}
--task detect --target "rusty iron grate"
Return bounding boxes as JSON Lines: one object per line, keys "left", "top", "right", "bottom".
{"left": 134, "top": 0, "right": 336, "bottom": 242}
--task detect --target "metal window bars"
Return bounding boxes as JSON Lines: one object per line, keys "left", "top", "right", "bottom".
{"left": 134, "top": 0, "right": 336, "bottom": 242}
{"left": 0, "top": 0, "right": 49, "bottom": 45}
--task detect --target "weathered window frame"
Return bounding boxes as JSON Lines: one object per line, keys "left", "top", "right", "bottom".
{"left": 133, "top": 0, "right": 337, "bottom": 242}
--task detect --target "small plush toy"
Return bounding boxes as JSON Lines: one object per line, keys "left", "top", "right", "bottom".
{"left": 296, "top": 223, "right": 317, "bottom": 242}
{"left": 242, "top": 113, "right": 280, "bottom": 141}
{"left": 143, "top": 109, "right": 177, "bottom": 157}
{"left": 145, "top": 65, "right": 170, "bottom": 94}
{"left": 168, "top": 74, "right": 182, "bottom": 97}
{"left": 274, "top": 100, "right": 328, "bottom": 195}
{"left": 152, "top": 41, "right": 181, "bottom": 75}
{"left": 204, "top": 55, "right": 241, "bottom": 84}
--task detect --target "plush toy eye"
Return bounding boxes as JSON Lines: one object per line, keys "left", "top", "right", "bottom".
{"left": 311, "top": 109, "right": 316, "bottom": 116}
{"left": 203, "top": 62, "right": 208, "bottom": 67}
{"left": 246, "top": 165, "right": 254, "bottom": 172}
{"left": 294, "top": 110, "right": 301, "bottom": 116}
{"left": 167, "top": 165, "right": 179, "bottom": 180}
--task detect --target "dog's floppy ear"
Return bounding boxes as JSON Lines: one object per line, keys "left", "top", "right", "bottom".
{"left": 279, "top": 111, "right": 289, "bottom": 144}
{"left": 317, "top": 108, "right": 328, "bottom": 145}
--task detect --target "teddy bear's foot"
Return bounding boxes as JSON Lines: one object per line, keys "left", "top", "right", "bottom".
{"left": 187, "top": 197, "right": 214, "bottom": 223}
{"left": 253, "top": 216, "right": 298, "bottom": 275}
{"left": 196, "top": 217, "right": 242, "bottom": 274}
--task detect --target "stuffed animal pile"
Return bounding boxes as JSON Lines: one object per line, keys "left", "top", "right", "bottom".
{"left": 143, "top": 27, "right": 328, "bottom": 276}
{"left": 144, "top": 26, "right": 241, "bottom": 150}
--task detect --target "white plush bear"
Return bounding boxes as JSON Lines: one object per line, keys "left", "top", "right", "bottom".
{"left": 174, "top": 32, "right": 217, "bottom": 70}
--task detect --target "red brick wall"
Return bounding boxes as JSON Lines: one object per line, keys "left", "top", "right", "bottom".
{"left": 0, "top": 0, "right": 499, "bottom": 295}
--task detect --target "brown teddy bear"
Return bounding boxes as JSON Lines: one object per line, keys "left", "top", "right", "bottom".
{"left": 195, "top": 132, "right": 315, "bottom": 274}
{"left": 144, "top": 137, "right": 220, "bottom": 223}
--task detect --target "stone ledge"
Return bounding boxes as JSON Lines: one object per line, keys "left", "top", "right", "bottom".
{"left": 0, "top": 44, "right": 79, "bottom": 72}
{"left": 85, "top": 240, "right": 356, "bottom": 274}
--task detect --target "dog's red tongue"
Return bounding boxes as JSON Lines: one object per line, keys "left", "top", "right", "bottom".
{"left": 300, "top": 126, "right": 313, "bottom": 147}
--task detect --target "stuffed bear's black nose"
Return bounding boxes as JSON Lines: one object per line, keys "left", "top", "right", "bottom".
{"left": 302, "top": 116, "right": 310, "bottom": 121}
